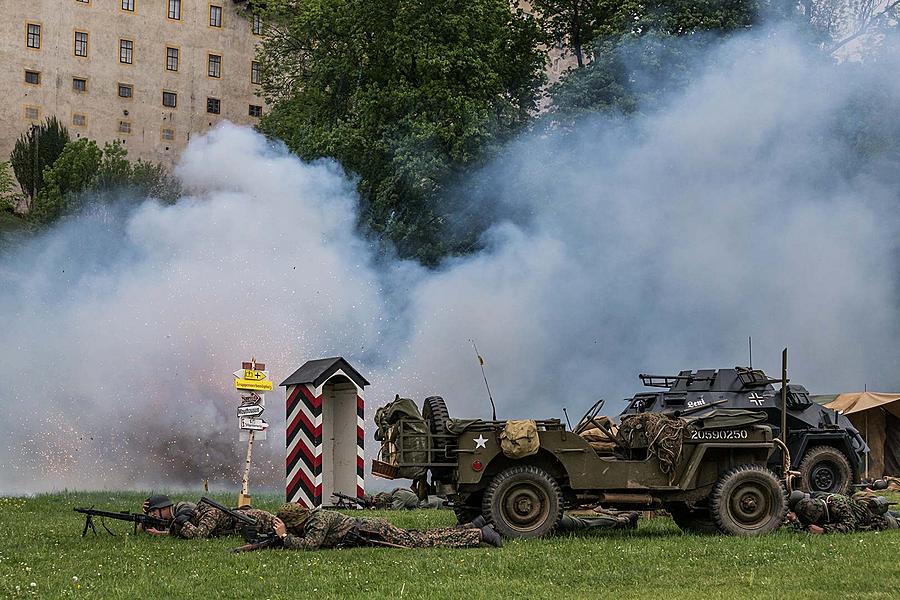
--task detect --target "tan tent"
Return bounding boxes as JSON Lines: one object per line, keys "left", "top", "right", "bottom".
{"left": 820, "top": 392, "right": 900, "bottom": 479}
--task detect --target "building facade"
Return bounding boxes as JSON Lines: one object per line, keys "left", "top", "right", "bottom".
{"left": 0, "top": 0, "right": 265, "bottom": 166}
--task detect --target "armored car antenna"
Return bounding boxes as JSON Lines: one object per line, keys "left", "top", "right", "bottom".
{"left": 748, "top": 337, "right": 753, "bottom": 368}
{"left": 470, "top": 339, "right": 497, "bottom": 421}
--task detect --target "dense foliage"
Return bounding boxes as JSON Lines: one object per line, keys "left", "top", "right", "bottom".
{"left": 9, "top": 117, "right": 70, "bottom": 209}
{"left": 28, "top": 140, "right": 181, "bottom": 227}
{"left": 255, "top": 0, "right": 546, "bottom": 264}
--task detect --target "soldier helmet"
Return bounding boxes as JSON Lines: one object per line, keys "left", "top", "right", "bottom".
{"left": 277, "top": 503, "right": 311, "bottom": 528}
{"left": 145, "top": 494, "right": 174, "bottom": 511}
{"left": 866, "top": 496, "right": 890, "bottom": 516}
{"left": 794, "top": 497, "right": 826, "bottom": 524}
{"left": 372, "top": 492, "right": 391, "bottom": 508}
{"left": 788, "top": 490, "right": 808, "bottom": 511}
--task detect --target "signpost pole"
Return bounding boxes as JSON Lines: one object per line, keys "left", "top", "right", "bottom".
{"left": 238, "top": 429, "right": 255, "bottom": 507}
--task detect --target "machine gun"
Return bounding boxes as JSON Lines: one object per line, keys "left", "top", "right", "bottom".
{"left": 73, "top": 507, "right": 171, "bottom": 537}
{"left": 197, "top": 496, "right": 277, "bottom": 545}
{"left": 332, "top": 491, "right": 374, "bottom": 509}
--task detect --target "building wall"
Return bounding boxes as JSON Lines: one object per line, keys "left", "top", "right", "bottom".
{"left": 0, "top": 0, "right": 265, "bottom": 166}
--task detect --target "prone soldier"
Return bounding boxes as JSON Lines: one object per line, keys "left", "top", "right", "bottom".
{"left": 269, "top": 503, "right": 502, "bottom": 550}
{"left": 787, "top": 490, "right": 899, "bottom": 534}
{"left": 141, "top": 494, "right": 277, "bottom": 539}
{"left": 371, "top": 488, "right": 448, "bottom": 510}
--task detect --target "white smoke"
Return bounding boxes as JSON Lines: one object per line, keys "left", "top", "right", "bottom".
{"left": 1, "top": 26, "right": 898, "bottom": 493}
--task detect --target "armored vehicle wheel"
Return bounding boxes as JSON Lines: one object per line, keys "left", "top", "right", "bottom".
{"left": 669, "top": 504, "right": 718, "bottom": 535}
{"left": 710, "top": 464, "right": 786, "bottom": 536}
{"left": 482, "top": 465, "right": 563, "bottom": 539}
{"left": 798, "top": 446, "right": 853, "bottom": 494}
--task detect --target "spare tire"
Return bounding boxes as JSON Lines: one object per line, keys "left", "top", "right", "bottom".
{"left": 798, "top": 446, "right": 853, "bottom": 495}
{"left": 422, "top": 396, "right": 451, "bottom": 450}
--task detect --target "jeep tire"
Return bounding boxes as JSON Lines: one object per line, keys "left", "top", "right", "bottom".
{"left": 798, "top": 445, "right": 853, "bottom": 495}
{"left": 482, "top": 465, "right": 563, "bottom": 539}
{"left": 709, "top": 464, "right": 786, "bottom": 536}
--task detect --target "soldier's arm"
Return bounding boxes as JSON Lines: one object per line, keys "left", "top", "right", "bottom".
{"left": 176, "top": 508, "right": 219, "bottom": 539}
{"left": 282, "top": 516, "right": 329, "bottom": 550}
{"left": 821, "top": 501, "right": 854, "bottom": 534}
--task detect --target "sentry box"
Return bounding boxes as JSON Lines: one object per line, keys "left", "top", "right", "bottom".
{"left": 280, "top": 357, "right": 368, "bottom": 507}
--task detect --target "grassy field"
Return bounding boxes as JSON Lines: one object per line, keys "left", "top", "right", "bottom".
{"left": 1, "top": 491, "right": 898, "bottom": 599}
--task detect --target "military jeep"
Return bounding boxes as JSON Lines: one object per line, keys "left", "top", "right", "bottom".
{"left": 373, "top": 396, "right": 787, "bottom": 539}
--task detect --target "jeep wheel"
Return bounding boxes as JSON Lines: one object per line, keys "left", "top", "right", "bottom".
{"left": 482, "top": 465, "right": 563, "bottom": 539}
{"left": 423, "top": 396, "right": 453, "bottom": 479}
{"left": 669, "top": 504, "right": 718, "bottom": 535}
{"left": 710, "top": 465, "right": 786, "bottom": 536}
{"left": 798, "top": 446, "right": 853, "bottom": 495}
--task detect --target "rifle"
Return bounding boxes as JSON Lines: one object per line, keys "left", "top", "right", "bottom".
{"left": 73, "top": 507, "right": 170, "bottom": 537}
{"left": 332, "top": 491, "right": 374, "bottom": 509}
{"left": 197, "top": 496, "right": 281, "bottom": 552}
{"left": 853, "top": 479, "right": 889, "bottom": 491}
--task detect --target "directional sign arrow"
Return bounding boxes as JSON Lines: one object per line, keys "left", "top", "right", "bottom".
{"left": 239, "top": 417, "right": 269, "bottom": 431}
{"left": 238, "top": 404, "right": 265, "bottom": 418}
{"left": 234, "top": 378, "right": 273, "bottom": 391}
{"left": 233, "top": 369, "right": 268, "bottom": 380}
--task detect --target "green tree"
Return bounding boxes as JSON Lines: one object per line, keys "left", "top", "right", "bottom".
{"left": 256, "top": 0, "right": 545, "bottom": 264}
{"left": 30, "top": 139, "right": 102, "bottom": 225}
{"left": 9, "top": 117, "right": 70, "bottom": 209}
{"left": 548, "top": 1, "right": 761, "bottom": 118}
{"left": 0, "top": 162, "right": 22, "bottom": 213}
{"left": 532, "top": 1, "right": 641, "bottom": 68}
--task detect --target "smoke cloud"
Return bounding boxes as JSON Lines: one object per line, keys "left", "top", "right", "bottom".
{"left": 2, "top": 25, "right": 898, "bottom": 494}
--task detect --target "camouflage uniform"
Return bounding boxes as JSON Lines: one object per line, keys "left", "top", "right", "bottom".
{"left": 794, "top": 493, "right": 892, "bottom": 534}
{"left": 171, "top": 501, "right": 277, "bottom": 539}
{"left": 277, "top": 504, "right": 482, "bottom": 550}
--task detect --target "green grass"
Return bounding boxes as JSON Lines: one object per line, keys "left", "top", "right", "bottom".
{"left": 1, "top": 491, "right": 898, "bottom": 599}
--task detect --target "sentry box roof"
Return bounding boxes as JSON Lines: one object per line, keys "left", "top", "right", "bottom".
{"left": 280, "top": 357, "right": 370, "bottom": 389}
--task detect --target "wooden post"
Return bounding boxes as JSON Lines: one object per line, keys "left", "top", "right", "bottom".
{"left": 238, "top": 429, "right": 255, "bottom": 507}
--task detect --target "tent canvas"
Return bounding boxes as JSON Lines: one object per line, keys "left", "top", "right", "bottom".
{"left": 821, "top": 392, "right": 900, "bottom": 478}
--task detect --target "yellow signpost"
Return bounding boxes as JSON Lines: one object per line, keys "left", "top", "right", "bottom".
{"left": 234, "top": 359, "right": 270, "bottom": 507}
{"left": 233, "top": 378, "right": 273, "bottom": 391}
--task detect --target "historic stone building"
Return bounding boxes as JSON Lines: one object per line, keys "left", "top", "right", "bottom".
{"left": 0, "top": 0, "right": 264, "bottom": 165}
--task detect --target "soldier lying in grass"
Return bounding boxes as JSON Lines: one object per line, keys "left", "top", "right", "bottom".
{"left": 786, "top": 491, "right": 899, "bottom": 534}
{"left": 140, "top": 494, "right": 277, "bottom": 539}
{"left": 268, "top": 503, "right": 502, "bottom": 550}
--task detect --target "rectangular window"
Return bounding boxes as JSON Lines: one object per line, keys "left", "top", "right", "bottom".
{"left": 73, "top": 114, "right": 86, "bottom": 127}
{"left": 207, "top": 97, "right": 220, "bottom": 114}
{"left": 168, "top": 0, "right": 181, "bottom": 20}
{"left": 162, "top": 128, "right": 175, "bottom": 141}
{"left": 25, "top": 106, "right": 40, "bottom": 120}
{"left": 251, "top": 61, "right": 261, "bottom": 85}
{"left": 209, "top": 5, "right": 222, "bottom": 27}
{"left": 73, "top": 77, "right": 87, "bottom": 92}
{"left": 27, "top": 23, "right": 41, "bottom": 49}
{"left": 249, "top": 105, "right": 262, "bottom": 118}
{"left": 122, "top": 0, "right": 134, "bottom": 11}
{"left": 119, "top": 121, "right": 131, "bottom": 134}
{"left": 25, "top": 70, "right": 41, "bottom": 85}
{"left": 74, "top": 31, "right": 88, "bottom": 57}
{"left": 252, "top": 14, "right": 263, "bottom": 35}
{"left": 208, "top": 54, "right": 221, "bottom": 78}
{"left": 120, "top": 39, "right": 134, "bottom": 64}
{"left": 166, "top": 47, "right": 179, "bottom": 71}
{"left": 118, "top": 83, "right": 133, "bottom": 98}
{"left": 162, "top": 91, "right": 177, "bottom": 108}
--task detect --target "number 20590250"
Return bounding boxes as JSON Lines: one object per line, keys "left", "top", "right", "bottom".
{"left": 689, "top": 429, "right": 748, "bottom": 440}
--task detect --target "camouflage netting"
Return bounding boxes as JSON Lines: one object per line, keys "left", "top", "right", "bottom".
{"left": 374, "top": 396, "right": 428, "bottom": 480}
{"left": 618, "top": 412, "right": 689, "bottom": 484}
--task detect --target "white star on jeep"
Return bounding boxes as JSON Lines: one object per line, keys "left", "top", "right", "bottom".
{"left": 473, "top": 435, "right": 488, "bottom": 449}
